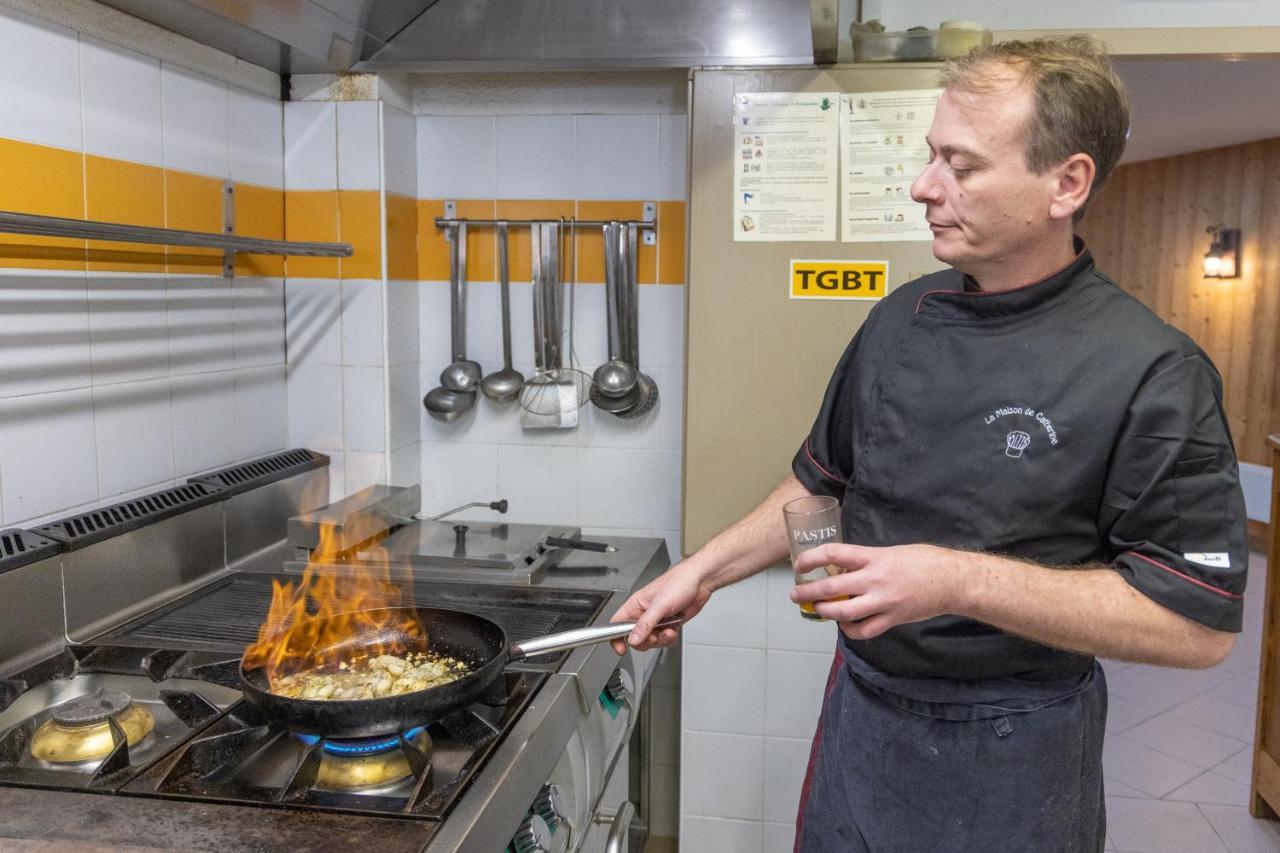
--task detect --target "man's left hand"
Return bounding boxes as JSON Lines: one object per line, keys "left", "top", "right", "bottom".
{"left": 790, "top": 544, "right": 969, "bottom": 640}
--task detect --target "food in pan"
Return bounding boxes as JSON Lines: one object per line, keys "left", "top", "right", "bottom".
{"left": 271, "top": 651, "right": 470, "bottom": 701}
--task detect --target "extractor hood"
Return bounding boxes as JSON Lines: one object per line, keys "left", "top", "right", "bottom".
{"left": 95, "top": 0, "right": 834, "bottom": 75}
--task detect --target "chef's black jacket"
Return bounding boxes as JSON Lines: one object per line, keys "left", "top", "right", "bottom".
{"left": 792, "top": 243, "right": 1249, "bottom": 682}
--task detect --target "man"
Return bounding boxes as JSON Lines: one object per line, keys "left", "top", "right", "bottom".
{"left": 612, "top": 36, "right": 1248, "bottom": 851}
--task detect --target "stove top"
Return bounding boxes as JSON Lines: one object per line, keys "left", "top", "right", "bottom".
{"left": 0, "top": 575, "right": 583, "bottom": 831}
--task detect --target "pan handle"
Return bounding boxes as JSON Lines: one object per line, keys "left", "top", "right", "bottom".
{"left": 509, "top": 618, "right": 682, "bottom": 661}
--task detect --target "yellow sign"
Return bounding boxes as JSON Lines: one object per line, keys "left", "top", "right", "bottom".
{"left": 790, "top": 260, "right": 888, "bottom": 300}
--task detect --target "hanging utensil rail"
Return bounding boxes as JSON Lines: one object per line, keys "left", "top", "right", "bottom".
{"left": 435, "top": 217, "right": 655, "bottom": 230}
{"left": 0, "top": 210, "right": 352, "bottom": 257}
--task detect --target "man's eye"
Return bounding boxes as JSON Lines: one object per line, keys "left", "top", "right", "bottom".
{"left": 951, "top": 166, "right": 972, "bottom": 178}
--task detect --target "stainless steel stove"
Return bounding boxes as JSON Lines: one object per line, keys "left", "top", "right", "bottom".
{"left": 0, "top": 450, "right": 670, "bottom": 853}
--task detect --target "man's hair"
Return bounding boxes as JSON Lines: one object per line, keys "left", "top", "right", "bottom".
{"left": 941, "top": 35, "right": 1130, "bottom": 220}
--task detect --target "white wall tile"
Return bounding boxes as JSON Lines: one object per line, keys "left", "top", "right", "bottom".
{"left": 763, "top": 821, "right": 796, "bottom": 853}
{"left": 497, "top": 444, "right": 577, "bottom": 523}
{"left": 657, "top": 115, "right": 688, "bottom": 202}
{"left": 93, "top": 378, "right": 174, "bottom": 497}
{"left": 285, "top": 279, "right": 342, "bottom": 366}
{"left": 682, "top": 731, "right": 764, "bottom": 821}
{"left": 683, "top": 645, "right": 766, "bottom": 735}
{"left": 417, "top": 116, "right": 496, "bottom": 199}
{"left": 765, "top": 650, "right": 834, "bottom": 739}
{"left": 389, "top": 441, "right": 421, "bottom": 492}
{"left": 681, "top": 817, "right": 762, "bottom": 853}
{"left": 340, "top": 280, "right": 384, "bottom": 366}
{"left": 685, "top": 569, "right": 768, "bottom": 648}
{"left": 336, "top": 100, "right": 381, "bottom": 191}
{"left": 325, "top": 449, "right": 345, "bottom": 503}
{"left": 766, "top": 566, "right": 841, "bottom": 653}
{"left": 388, "top": 363, "right": 419, "bottom": 451}
{"left": 651, "top": 367, "right": 684, "bottom": 453}
{"left": 577, "top": 402, "right": 657, "bottom": 451}
{"left": 576, "top": 448, "right": 664, "bottom": 529}
{"left": 382, "top": 103, "right": 418, "bottom": 199}
{"left": 344, "top": 450, "right": 386, "bottom": 497}
{"left": 574, "top": 115, "right": 660, "bottom": 200}
{"left": 170, "top": 372, "right": 236, "bottom": 477}
{"left": 86, "top": 276, "right": 170, "bottom": 386}
{"left": 0, "top": 10, "right": 82, "bottom": 150}
{"left": 284, "top": 101, "right": 337, "bottom": 191}
{"left": 80, "top": 38, "right": 162, "bottom": 165}
{"left": 342, "top": 365, "right": 385, "bottom": 453}
{"left": 386, "top": 280, "right": 419, "bottom": 366}
{"left": 168, "top": 277, "right": 235, "bottom": 375}
{"left": 286, "top": 363, "right": 343, "bottom": 451}
{"left": 232, "top": 277, "right": 285, "bottom": 368}
{"left": 229, "top": 88, "right": 284, "bottom": 188}
{"left": 161, "top": 64, "right": 229, "bottom": 178}
{"left": 421, "top": 441, "right": 498, "bottom": 516}
{"left": 234, "top": 365, "right": 286, "bottom": 458}
{"left": 638, "top": 284, "right": 686, "bottom": 370}
{"left": 494, "top": 115, "right": 576, "bottom": 200}
{"left": 462, "top": 280, "right": 501, "bottom": 362}
{"left": 0, "top": 273, "right": 91, "bottom": 398}
{"left": 762, "top": 737, "right": 812, "bottom": 824}
{"left": 0, "top": 389, "right": 98, "bottom": 523}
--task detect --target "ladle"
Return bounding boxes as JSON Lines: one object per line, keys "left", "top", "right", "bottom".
{"left": 423, "top": 385, "right": 476, "bottom": 422}
{"left": 440, "top": 222, "right": 483, "bottom": 393}
{"left": 592, "top": 222, "right": 638, "bottom": 400}
{"left": 480, "top": 222, "right": 525, "bottom": 403}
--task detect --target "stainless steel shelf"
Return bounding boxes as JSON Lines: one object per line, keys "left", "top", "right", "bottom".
{"left": 0, "top": 210, "right": 352, "bottom": 257}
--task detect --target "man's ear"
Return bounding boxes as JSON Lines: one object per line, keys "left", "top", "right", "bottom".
{"left": 1049, "top": 153, "right": 1096, "bottom": 221}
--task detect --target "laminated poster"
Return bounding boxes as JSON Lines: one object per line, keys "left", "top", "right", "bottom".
{"left": 840, "top": 88, "right": 942, "bottom": 243}
{"left": 732, "top": 92, "right": 839, "bottom": 242}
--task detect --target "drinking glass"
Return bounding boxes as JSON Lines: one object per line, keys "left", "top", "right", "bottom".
{"left": 782, "top": 495, "right": 848, "bottom": 621}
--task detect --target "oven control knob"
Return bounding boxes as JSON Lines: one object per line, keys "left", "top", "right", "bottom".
{"left": 604, "top": 667, "right": 634, "bottom": 703}
{"left": 512, "top": 814, "right": 553, "bottom": 853}
{"left": 533, "top": 783, "right": 568, "bottom": 830}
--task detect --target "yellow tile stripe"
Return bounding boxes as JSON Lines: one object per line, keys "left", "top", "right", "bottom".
{"left": 416, "top": 198, "right": 687, "bottom": 286}
{"left": 0, "top": 136, "right": 688, "bottom": 285}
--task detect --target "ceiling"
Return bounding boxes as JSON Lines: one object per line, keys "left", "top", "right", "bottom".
{"left": 1116, "top": 58, "right": 1280, "bottom": 163}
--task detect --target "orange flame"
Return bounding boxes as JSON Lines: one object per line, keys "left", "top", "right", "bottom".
{"left": 243, "top": 524, "right": 424, "bottom": 686}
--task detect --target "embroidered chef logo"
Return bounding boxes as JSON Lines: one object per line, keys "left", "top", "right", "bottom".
{"left": 1005, "top": 431, "right": 1031, "bottom": 458}
{"left": 983, "top": 404, "right": 1060, "bottom": 459}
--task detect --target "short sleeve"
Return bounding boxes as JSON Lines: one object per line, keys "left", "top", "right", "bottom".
{"left": 1100, "top": 355, "right": 1249, "bottom": 632}
{"left": 792, "top": 328, "right": 863, "bottom": 499}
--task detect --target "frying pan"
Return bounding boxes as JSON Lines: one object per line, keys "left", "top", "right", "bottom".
{"left": 239, "top": 607, "right": 678, "bottom": 739}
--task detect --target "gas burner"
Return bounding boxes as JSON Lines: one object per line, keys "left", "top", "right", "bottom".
{"left": 30, "top": 689, "right": 155, "bottom": 764}
{"left": 296, "top": 727, "right": 433, "bottom": 791}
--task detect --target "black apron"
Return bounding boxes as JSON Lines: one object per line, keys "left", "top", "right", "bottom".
{"left": 794, "top": 647, "right": 1107, "bottom": 853}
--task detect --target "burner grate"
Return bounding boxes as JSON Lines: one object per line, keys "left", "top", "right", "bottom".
{"left": 104, "top": 575, "right": 605, "bottom": 664}
{"left": 188, "top": 449, "right": 328, "bottom": 496}
{"left": 33, "top": 483, "right": 225, "bottom": 551}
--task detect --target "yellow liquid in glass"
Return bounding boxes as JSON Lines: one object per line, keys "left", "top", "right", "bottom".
{"left": 795, "top": 565, "right": 849, "bottom": 621}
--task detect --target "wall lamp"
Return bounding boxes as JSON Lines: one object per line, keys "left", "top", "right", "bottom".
{"left": 1203, "top": 225, "right": 1240, "bottom": 278}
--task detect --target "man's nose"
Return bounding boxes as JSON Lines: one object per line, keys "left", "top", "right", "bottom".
{"left": 910, "top": 162, "right": 940, "bottom": 204}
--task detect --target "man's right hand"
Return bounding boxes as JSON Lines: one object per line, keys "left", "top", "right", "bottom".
{"left": 610, "top": 562, "right": 713, "bottom": 654}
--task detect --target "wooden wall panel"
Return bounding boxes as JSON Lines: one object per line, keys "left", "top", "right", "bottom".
{"left": 1079, "top": 138, "right": 1280, "bottom": 466}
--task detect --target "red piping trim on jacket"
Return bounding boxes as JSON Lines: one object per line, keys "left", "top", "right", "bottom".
{"left": 1124, "top": 551, "right": 1243, "bottom": 600}
{"left": 804, "top": 438, "right": 847, "bottom": 486}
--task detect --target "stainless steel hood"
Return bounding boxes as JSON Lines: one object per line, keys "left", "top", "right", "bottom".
{"left": 95, "top": 0, "right": 828, "bottom": 75}
{"left": 358, "top": 0, "right": 819, "bottom": 71}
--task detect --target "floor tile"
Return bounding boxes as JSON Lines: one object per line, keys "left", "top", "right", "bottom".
{"left": 1106, "top": 664, "right": 1233, "bottom": 712}
{"left": 1103, "top": 735, "right": 1205, "bottom": 797}
{"left": 1171, "top": 693, "right": 1258, "bottom": 743}
{"left": 1166, "top": 771, "right": 1252, "bottom": 807}
{"left": 1106, "top": 796, "right": 1228, "bottom": 852}
{"left": 1196, "top": 804, "right": 1280, "bottom": 853}
{"left": 1107, "top": 692, "right": 1163, "bottom": 735}
{"left": 1213, "top": 747, "right": 1257, "bottom": 786}
{"left": 1221, "top": 673, "right": 1263, "bottom": 710}
{"left": 1124, "top": 712, "right": 1250, "bottom": 769}
{"left": 1105, "top": 777, "right": 1151, "bottom": 798}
